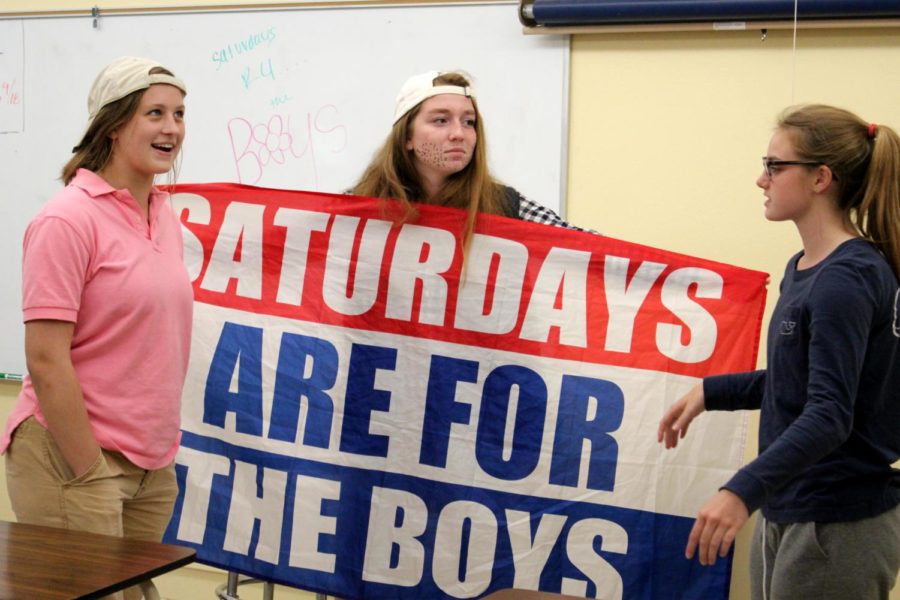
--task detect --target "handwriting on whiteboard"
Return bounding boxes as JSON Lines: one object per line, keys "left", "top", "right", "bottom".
{"left": 0, "top": 20, "right": 24, "bottom": 133}
{"left": 227, "top": 105, "right": 347, "bottom": 189}
{"left": 241, "top": 59, "right": 276, "bottom": 90}
{"left": 0, "top": 80, "right": 20, "bottom": 106}
{"left": 212, "top": 28, "right": 277, "bottom": 70}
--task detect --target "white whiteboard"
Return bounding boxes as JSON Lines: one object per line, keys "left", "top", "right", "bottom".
{"left": 0, "top": 3, "right": 569, "bottom": 375}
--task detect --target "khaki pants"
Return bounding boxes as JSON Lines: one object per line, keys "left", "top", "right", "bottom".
{"left": 5, "top": 417, "right": 178, "bottom": 600}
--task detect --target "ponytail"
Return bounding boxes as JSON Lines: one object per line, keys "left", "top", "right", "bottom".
{"left": 780, "top": 105, "right": 900, "bottom": 279}
{"left": 858, "top": 125, "right": 900, "bottom": 280}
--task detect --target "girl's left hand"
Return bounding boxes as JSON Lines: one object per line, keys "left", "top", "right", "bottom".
{"left": 686, "top": 489, "right": 749, "bottom": 566}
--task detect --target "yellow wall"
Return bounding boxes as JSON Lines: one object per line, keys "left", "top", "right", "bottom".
{"left": 2, "top": 3, "right": 900, "bottom": 599}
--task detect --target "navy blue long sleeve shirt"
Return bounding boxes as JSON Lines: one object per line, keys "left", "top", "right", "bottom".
{"left": 704, "top": 238, "right": 900, "bottom": 523}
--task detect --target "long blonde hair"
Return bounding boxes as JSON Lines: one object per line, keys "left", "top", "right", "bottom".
{"left": 352, "top": 72, "right": 510, "bottom": 246}
{"left": 780, "top": 104, "right": 900, "bottom": 279}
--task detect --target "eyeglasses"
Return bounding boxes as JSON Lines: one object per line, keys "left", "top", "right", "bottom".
{"left": 761, "top": 157, "right": 823, "bottom": 179}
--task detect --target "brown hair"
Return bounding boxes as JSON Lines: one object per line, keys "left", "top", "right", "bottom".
{"left": 780, "top": 104, "right": 900, "bottom": 279}
{"left": 351, "top": 72, "right": 509, "bottom": 247}
{"left": 62, "top": 66, "right": 179, "bottom": 185}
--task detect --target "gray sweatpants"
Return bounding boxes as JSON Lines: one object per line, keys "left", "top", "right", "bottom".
{"left": 750, "top": 504, "right": 900, "bottom": 600}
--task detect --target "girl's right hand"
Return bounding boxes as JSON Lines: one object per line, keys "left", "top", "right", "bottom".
{"left": 657, "top": 383, "right": 706, "bottom": 449}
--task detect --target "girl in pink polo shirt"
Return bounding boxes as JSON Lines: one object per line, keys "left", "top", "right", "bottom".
{"left": 2, "top": 57, "right": 193, "bottom": 600}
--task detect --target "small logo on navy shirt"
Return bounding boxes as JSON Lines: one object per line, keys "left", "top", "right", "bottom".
{"left": 779, "top": 320, "right": 797, "bottom": 336}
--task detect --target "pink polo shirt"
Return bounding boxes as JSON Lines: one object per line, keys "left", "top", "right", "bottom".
{"left": 1, "top": 169, "right": 193, "bottom": 470}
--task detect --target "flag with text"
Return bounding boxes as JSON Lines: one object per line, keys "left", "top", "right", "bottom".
{"left": 163, "top": 183, "right": 767, "bottom": 599}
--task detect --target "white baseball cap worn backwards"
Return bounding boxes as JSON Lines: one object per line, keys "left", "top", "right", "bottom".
{"left": 393, "top": 70, "right": 474, "bottom": 124}
{"left": 86, "top": 56, "right": 187, "bottom": 127}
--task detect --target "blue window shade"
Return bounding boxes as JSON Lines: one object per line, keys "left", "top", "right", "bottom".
{"left": 523, "top": 0, "right": 900, "bottom": 27}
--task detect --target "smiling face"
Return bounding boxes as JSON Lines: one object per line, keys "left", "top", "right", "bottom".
{"left": 106, "top": 83, "right": 185, "bottom": 185}
{"left": 757, "top": 128, "right": 820, "bottom": 223}
{"left": 405, "top": 94, "right": 477, "bottom": 190}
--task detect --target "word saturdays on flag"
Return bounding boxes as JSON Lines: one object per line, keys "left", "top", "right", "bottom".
{"left": 163, "top": 183, "right": 767, "bottom": 600}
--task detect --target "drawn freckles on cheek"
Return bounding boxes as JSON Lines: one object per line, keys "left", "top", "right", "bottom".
{"left": 413, "top": 142, "right": 446, "bottom": 168}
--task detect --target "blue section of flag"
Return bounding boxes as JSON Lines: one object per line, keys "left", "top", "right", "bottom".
{"left": 164, "top": 431, "right": 731, "bottom": 599}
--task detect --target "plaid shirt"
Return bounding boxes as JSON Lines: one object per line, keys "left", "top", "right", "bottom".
{"left": 509, "top": 188, "right": 595, "bottom": 233}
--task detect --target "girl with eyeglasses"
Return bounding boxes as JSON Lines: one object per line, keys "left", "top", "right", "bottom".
{"left": 658, "top": 104, "right": 900, "bottom": 599}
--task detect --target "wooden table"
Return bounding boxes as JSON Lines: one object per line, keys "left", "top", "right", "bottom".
{"left": 0, "top": 520, "right": 196, "bottom": 599}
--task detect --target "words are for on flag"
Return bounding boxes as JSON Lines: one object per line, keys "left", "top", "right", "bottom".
{"left": 163, "top": 183, "right": 768, "bottom": 600}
